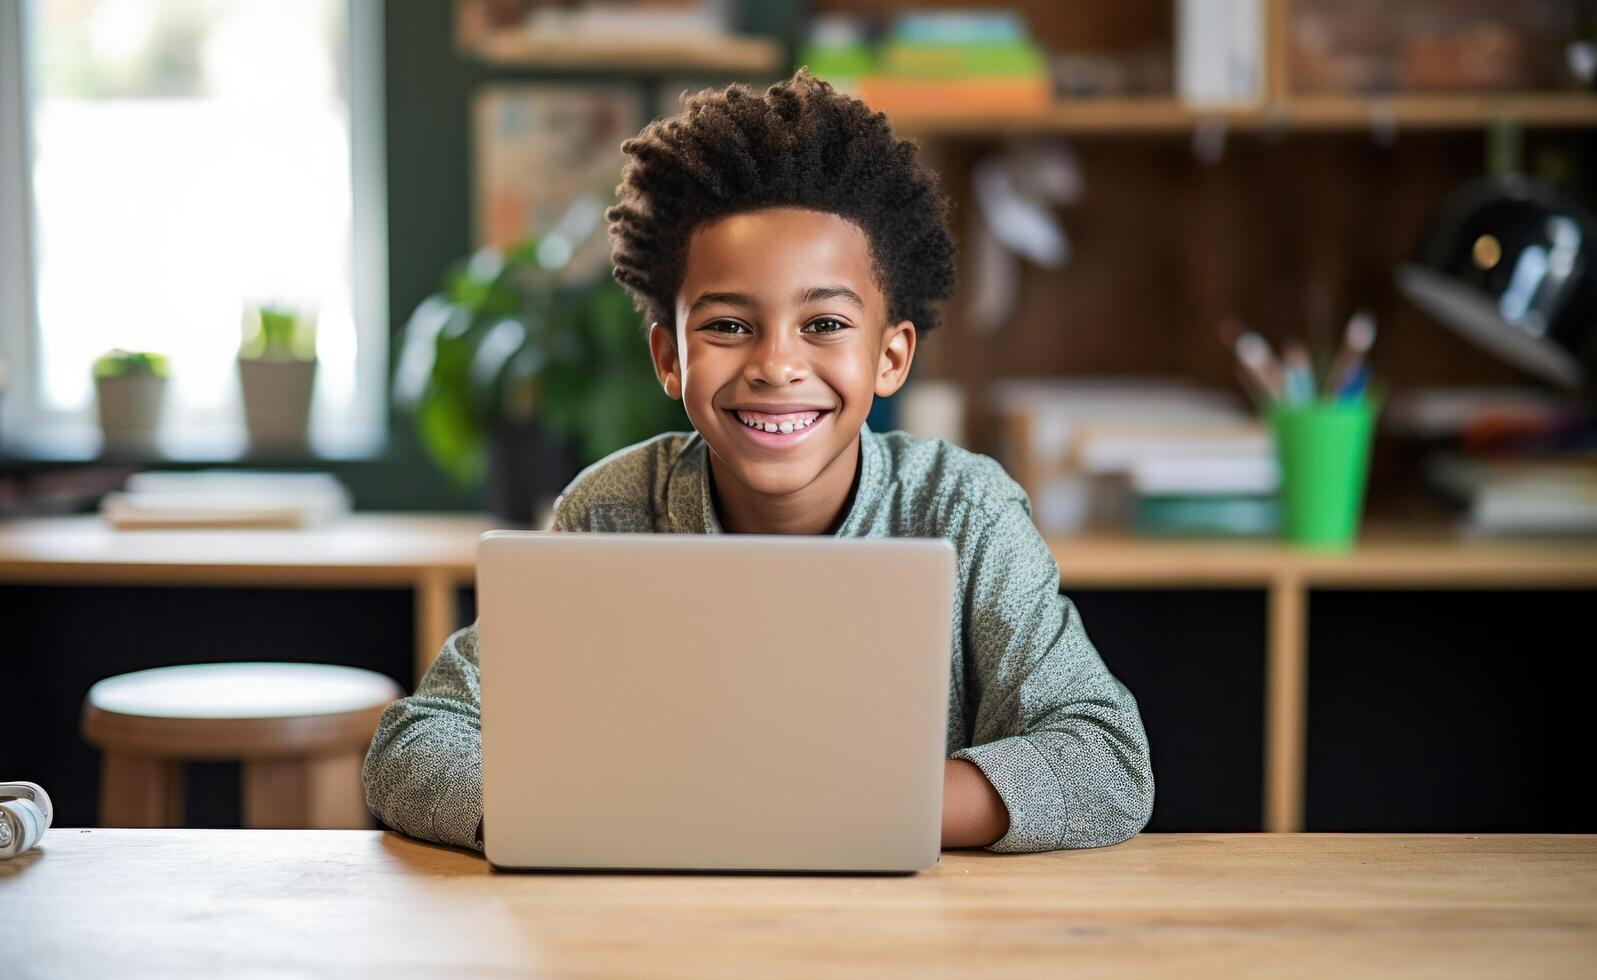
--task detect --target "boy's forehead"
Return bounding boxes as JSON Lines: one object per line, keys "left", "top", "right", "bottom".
{"left": 677, "top": 208, "right": 883, "bottom": 309}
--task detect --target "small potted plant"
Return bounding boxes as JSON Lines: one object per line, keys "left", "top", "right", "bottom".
{"left": 237, "top": 302, "right": 317, "bottom": 454}
{"left": 93, "top": 348, "right": 169, "bottom": 457}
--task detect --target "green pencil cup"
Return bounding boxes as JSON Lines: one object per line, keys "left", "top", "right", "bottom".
{"left": 1268, "top": 399, "right": 1376, "bottom": 551}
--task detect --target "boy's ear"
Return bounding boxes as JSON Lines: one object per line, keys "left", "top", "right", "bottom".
{"left": 647, "top": 322, "right": 683, "bottom": 401}
{"left": 873, "top": 320, "right": 917, "bottom": 399}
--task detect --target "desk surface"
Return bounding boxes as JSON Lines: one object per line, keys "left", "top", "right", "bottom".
{"left": 3, "top": 830, "right": 1592, "bottom": 978}
{"left": 1049, "top": 522, "right": 1597, "bottom": 588}
{"left": 3, "top": 513, "right": 1597, "bottom": 589}
{"left": 0, "top": 513, "right": 498, "bottom": 585}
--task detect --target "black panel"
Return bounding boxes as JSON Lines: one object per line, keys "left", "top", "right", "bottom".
{"left": 2, "top": 585, "right": 413, "bottom": 828}
{"left": 1307, "top": 589, "right": 1596, "bottom": 832}
{"left": 13, "top": 580, "right": 1590, "bottom": 834}
{"left": 1066, "top": 589, "right": 1267, "bottom": 832}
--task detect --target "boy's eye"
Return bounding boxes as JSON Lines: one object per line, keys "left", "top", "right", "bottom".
{"left": 802, "top": 318, "right": 847, "bottom": 334}
{"left": 700, "top": 318, "right": 848, "bottom": 336}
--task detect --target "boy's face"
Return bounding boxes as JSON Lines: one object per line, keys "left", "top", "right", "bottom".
{"left": 649, "top": 207, "right": 915, "bottom": 499}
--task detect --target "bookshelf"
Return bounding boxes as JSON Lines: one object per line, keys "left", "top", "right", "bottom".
{"left": 823, "top": 0, "right": 1597, "bottom": 138}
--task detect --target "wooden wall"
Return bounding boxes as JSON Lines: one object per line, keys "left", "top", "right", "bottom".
{"left": 916, "top": 132, "right": 1571, "bottom": 441}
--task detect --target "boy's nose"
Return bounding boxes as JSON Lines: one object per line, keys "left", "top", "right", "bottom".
{"left": 746, "top": 332, "right": 808, "bottom": 387}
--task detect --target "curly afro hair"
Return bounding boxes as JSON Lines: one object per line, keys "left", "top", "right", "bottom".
{"left": 606, "top": 69, "right": 956, "bottom": 334}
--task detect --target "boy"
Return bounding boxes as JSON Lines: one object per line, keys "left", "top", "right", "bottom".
{"left": 363, "top": 70, "right": 1154, "bottom": 854}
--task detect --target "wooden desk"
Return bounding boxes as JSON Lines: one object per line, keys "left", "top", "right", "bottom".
{"left": 3, "top": 830, "right": 1592, "bottom": 977}
{"left": 5, "top": 514, "right": 1595, "bottom": 834}
{"left": 0, "top": 513, "right": 497, "bottom": 684}
{"left": 1048, "top": 522, "right": 1597, "bottom": 834}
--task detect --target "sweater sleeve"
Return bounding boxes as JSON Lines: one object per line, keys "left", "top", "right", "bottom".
{"left": 948, "top": 501, "right": 1155, "bottom": 853}
{"left": 361, "top": 622, "right": 486, "bottom": 852}
{"left": 360, "top": 491, "right": 594, "bottom": 851}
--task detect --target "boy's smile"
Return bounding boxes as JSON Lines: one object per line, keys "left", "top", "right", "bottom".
{"left": 648, "top": 207, "right": 916, "bottom": 534}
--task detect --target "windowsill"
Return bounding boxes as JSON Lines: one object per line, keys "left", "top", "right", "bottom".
{"left": 0, "top": 424, "right": 389, "bottom": 467}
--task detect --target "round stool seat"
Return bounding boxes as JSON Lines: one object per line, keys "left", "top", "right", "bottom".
{"left": 81, "top": 663, "right": 403, "bottom": 830}
{"left": 83, "top": 663, "right": 402, "bottom": 759}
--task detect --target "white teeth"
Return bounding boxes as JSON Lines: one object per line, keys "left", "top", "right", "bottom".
{"left": 734, "top": 410, "right": 822, "bottom": 434}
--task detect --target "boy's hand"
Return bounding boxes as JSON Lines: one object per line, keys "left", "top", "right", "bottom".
{"left": 941, "top": 759, "right": 1009, "bottom": 849}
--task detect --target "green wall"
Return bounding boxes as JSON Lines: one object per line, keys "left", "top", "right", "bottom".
{"left": 353, "top": 1, "right": 796, "bottom": 511}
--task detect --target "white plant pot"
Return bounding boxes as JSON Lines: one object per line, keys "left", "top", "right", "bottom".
{"left": 94, "top": 374, "right": 167, "bottom": 457}
{"left": 238, "top": 356, "right": 317, "bottom": 453}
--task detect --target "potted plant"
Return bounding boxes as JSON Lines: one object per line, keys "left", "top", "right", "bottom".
{"left": 393, "top": 197, "right": 688, "bottom": 522}
{"left": 92, "top": 348, "right": 169, "bottom": 457}
{"left": 237, "top": 303, "right": 318, "bottom": 454}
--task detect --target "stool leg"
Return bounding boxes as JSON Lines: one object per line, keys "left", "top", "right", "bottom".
{"left": 100, "top": 755, "right": 185, "bottom": 827}
{"left": 305, "top": 752, "right": 371, "bottom": 829}
{"left": 242, "top": 760, "right": 309, "bottom": 829}
{"left": 243, "top": 753, "right": 371, "bottom": 830}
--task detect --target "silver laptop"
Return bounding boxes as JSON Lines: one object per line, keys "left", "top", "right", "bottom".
{"left": 477, "top": 531, "right": 955, "bottom": 873}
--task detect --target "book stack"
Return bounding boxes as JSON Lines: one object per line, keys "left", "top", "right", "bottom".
{"left": 1082, "top": 422, "right": 1279, "bottom": 537}
{"left": 992, "top": 378, "right": 1278, "bottom": 537}
{"left": 1127, "top": 450, "right": 1278, "bottom": 537}
{"left": 1427, "top": 455, "right": 1597, "bottom": 537}
{"left": 99, "top": 471, "right": 352, "bottom": 529}
{"left": 858, "top": 11, "right": 1052, "bottom": 116}
{"left": 1386, "top": 387, "right": 1596, "bottom": 536}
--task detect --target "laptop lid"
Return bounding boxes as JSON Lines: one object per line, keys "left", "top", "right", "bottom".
{"left": 478, "top": 531, "right": 954, "bottom": 872}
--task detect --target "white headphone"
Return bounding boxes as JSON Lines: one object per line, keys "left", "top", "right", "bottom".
{"left": 0, "top": 782, "right": 52, "bottom": 859}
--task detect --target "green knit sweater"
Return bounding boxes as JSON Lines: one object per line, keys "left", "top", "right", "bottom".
{"left": 362, "top": 422, "right": 1154, "bottom": 854}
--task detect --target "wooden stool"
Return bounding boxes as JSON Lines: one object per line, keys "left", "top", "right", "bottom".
{"left": 82, "top": 663, "right": 402, "bottom": 829}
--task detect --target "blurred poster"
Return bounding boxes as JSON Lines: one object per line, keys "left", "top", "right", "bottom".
{"left": 472, "top": 85, "right": 642, "bottom": 278}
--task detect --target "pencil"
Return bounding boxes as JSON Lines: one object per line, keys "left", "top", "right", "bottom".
{"left": 1234, "top": 331, "right": 1283, "bottom": 404}
{"left": 1283, "top": 341, "right": 1314, "bottom": 405}
{"left": 1326, "top": 309, "right": 1376, "bottom": 398}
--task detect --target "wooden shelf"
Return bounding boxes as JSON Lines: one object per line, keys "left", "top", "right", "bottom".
{"left": 1047, "top": 520, "right": 1597, "bottom": 589}
{"left": 468, "top": 32, "right": 784, "bottom": 74}
{"left": 1283, "top": 92, "right": 1597, "bottom": 131}
{"left": 7, "top": 513, "right": 1592, "bottom": 592}
{"left": 890, "top": 98, "right": 1263, "bottom": 136}
{"left": 888, "top": 92, "right": 1597, "bottom": 138}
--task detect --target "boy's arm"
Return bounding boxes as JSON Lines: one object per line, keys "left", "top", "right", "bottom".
{"left": 942, "top": 757, "right": 1010, "bottom": 847}
{"left": 359, "top": 496, "right": 592, "bottom": 851}
{"left": 948, "top": 500, "right": 1156, "bottom": 853}
{"left": 361, "top": 622, "right": 485, "bottom": 851}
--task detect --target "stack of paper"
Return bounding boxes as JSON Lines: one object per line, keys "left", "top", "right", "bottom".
{"left": 1427, "top": 456, "right": 1597, "bottom": 536}
{"left": 991, "top": 378, "right": 1277, "bottom": 535}
{"left": 100, "top": 471, "right": 352, "bottom": 529}
{"left": 1111, "top": 433, "right": 1278, "bottom": 538}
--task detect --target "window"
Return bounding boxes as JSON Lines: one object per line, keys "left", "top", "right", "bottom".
{"left": 0, "top": 0, "right": 387, "bottom": 459}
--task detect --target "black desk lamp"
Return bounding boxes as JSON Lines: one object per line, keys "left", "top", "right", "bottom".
{"left": 1397, "top": 174, "right": 1597, "bottom": 389}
